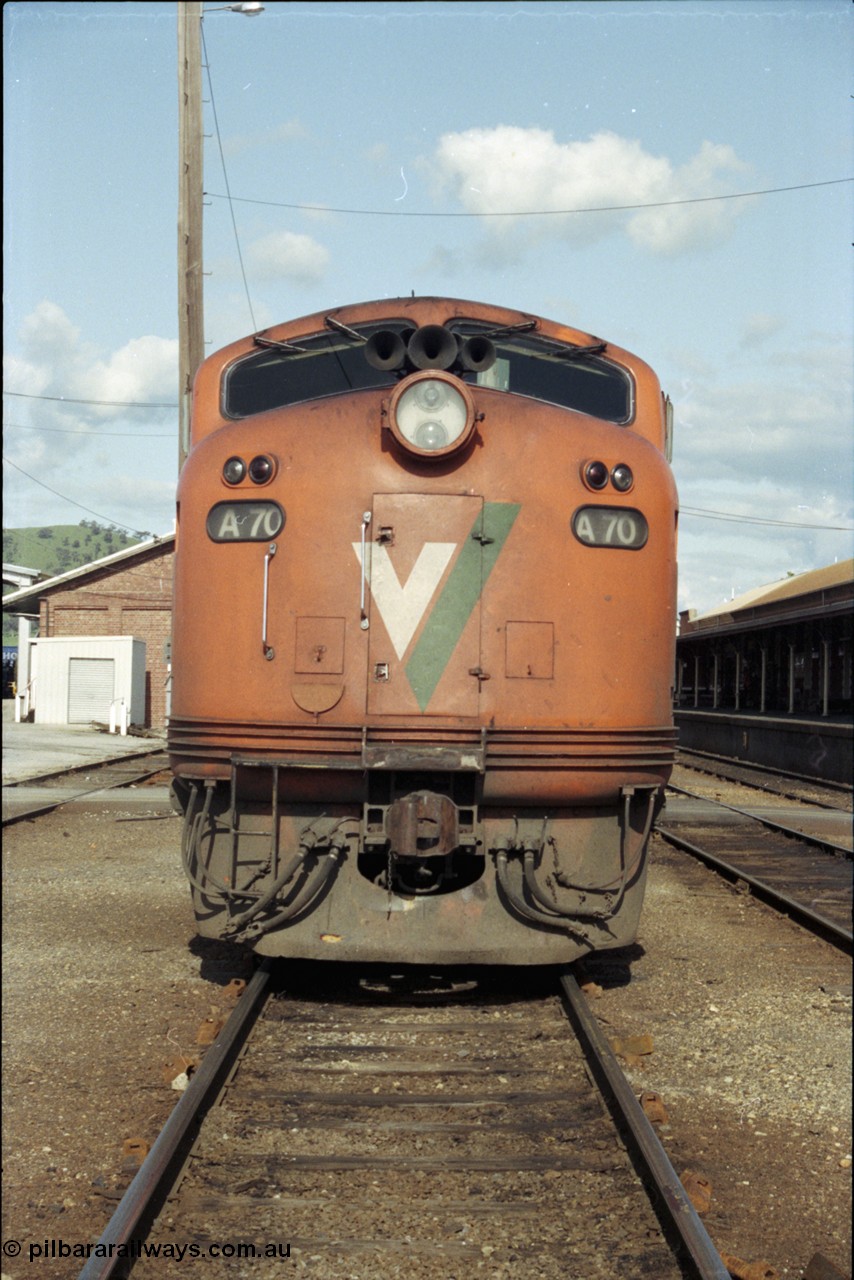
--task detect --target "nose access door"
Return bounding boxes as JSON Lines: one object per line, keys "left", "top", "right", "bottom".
{"left": 362, "top": 494, "right": 484, "bottom": 716}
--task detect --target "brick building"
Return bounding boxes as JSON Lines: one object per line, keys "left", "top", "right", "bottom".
{"left": 2, "top": 535, "right": 175, "bottom": 728}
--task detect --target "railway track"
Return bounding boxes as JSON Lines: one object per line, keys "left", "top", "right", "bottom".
{"left": 675, "top": 749, "right": 853, "bottom": 811}
{"left": 1, "top": 750, "right": 170, "bottom": 826}
{"left": 80, "top": 965, "right": 729, "bottom": 1280}
{"left": 660, "top": 783, "right": 853, "bottom": 953}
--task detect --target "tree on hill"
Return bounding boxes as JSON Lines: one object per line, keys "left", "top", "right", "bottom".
{"left": 3, "top": 524, "right": 143, "bottom": 581}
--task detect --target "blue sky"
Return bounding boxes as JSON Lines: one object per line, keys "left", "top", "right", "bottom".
{"left": 4, "top": 0, "right": 852, "bottom": 612}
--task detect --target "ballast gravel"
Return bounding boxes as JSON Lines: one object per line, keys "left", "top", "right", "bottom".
{"left": 1, "top": 800, "right": 850, "bottom": 1280}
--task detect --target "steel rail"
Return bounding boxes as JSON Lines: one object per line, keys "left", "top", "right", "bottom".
{"left": 4, "top": 748, "right": 167, "bottom": 792}
{"left": 2, "top": 760, "right": 170, "bottom": 827}
{"left": 558, "top": 971, "right": 731, "bottom": 1280}
{"left": 77, "top": 959, "right": 273, "bottom": 1280}
{"left": 676, "top": 748, "right": 853, "bottom": 801}
{"left": 667, "top": 783, "right": 852, "bottom": 858}
{"left": 657, "top": 825, "right": 853, "bottom": 955}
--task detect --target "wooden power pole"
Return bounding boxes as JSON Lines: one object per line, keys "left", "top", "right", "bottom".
{"left": 177, "top": 1, "right": 204, "bottom": 474}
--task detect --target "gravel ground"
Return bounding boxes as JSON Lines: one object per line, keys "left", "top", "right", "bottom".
{"left": 1, "top": 802, "right": 850, "bottom": 1280}
{"left": 584, "top": 836, "right": 851, "bottom": 1278}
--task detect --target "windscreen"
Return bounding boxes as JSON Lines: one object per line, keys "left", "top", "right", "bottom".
{"left": 223, "top": 318, "right": 632, "bottom": 423}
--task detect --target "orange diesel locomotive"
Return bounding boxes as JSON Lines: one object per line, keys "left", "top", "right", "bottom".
{"left": 169, "top": 297, "right": 678, "bottom": 965}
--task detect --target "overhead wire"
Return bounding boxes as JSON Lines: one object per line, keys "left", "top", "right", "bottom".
{"left": 4, "top": 391, "right": 177, "bottom": 408}
{"left": 204, "top": 176, "right": 854, "bottom": 219}
{"left": 2, "top": 455, "right": 162, "bottom": 538}
{"left": 6, "top": 65, "right": 851, "bottom": 542}
{"left": 5, "top": 441, "right": 849, "bottom": 534}
{"left": 680, "top": 507, "right": 853, "bottom": 532}
{"left": 4, "top": 422, "right": 173, "bottom": 438}
{"left": 201, "top": 24, "right": 256, "bottom": 333}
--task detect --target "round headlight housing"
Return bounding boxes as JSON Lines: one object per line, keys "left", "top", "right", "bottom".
{"left": 388, "top": 372, "right": 475, "bottom": 459}
{"left": 223, "top": 456, "right": 246, "bottom": 485}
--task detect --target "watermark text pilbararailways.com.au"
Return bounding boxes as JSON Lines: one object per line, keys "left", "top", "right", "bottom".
{"left": 3, "top": 1238, "right": 292, "bottom": 1264}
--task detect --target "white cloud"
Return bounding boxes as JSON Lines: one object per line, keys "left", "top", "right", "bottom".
{"left": 672, "top": 336, "right": 853, "bottom": 610}
{"left": 18, "top": 300, "right": 84, "bottom": 360}
{"left": 223, "top": 118, "right": 307, "bottom": 158}
{"left": 426, "top": 127, "right": 751, "bottom": 256}
{"left": 298, "top": 204, "right": 336, "bottom": 224}
{"left": 627, "top": 140, "right": 751, "bottom": 254}
{"left": 740, "top": 313, "right": 785, "bottom": 348}
{"left": 77, "top": 336, "right": 178, "bottom": 415}
{"left": 364, "top": 142, "right": 391, "bottom": 167}
{"left": 675, "top": 343, "right": 851, "bottom": 490}
{"left": 5, "top": 304, "right": 177, "bottom": 414}
{"left": 247, "top": 230, "right": 330, "bottom": 284}
{"left": 3, "top": 303, "right": 178, "bottom": 534}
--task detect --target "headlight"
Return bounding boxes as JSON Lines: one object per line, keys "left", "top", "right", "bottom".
{"left": 388, "top": 372, "right": 475, "bottom": 458}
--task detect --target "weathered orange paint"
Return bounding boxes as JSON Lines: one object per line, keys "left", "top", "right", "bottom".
{"left": 169, "top": 298, "right": 677, "bottom": 965}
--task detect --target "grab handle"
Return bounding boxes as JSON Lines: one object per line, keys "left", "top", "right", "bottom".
{"left": 262, "top": 542, "right": 277, "bottom": 658}
{"left": 359, "top": 512, "right": 371, "bottom": 630}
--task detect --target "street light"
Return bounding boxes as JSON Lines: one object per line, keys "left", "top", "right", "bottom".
{"left": 177, "top": 1, "right": 265, "bottom": 474}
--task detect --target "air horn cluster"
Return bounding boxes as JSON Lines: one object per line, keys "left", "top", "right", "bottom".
{"left": 365, "top": 325, "right": 496, "bottom": 375}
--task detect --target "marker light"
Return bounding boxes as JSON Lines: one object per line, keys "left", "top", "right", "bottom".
{"left": 388, "top": 372, "right": 475, "bottom": 458}
{"left": 584, "top": 460, "right": 609, "bottom": 490}
{"left": 223, "top": 456, "right": 246, "bottom": 485}
{"left": 248, "top": 454, "right": 275, "bottom": 484}
{"left": 611, "top": 463, "right": 634, "bottom": 492}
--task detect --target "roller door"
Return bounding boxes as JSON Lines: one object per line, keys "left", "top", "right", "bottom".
{"left": 68, "top": 657, "right": 115, "bottom": 723}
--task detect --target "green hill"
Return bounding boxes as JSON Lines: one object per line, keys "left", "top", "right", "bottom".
{"left": 3, "top": 523, "right": 146, "bottom": 645}
{"left": 3, "top": 522, "right": 144, "bottom": 579}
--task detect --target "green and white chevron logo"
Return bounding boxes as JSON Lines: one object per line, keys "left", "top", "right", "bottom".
{"left": 354, "top": 502, "right": 520, "bottom": 710}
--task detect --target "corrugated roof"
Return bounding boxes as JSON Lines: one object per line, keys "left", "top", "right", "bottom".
{"left": 1, "top": 533, "right": 175, "bottom": 610}
{"left": 739, "top": 558, "right": 853, "bottom": 609}
{"left": 691, "top": 558, "right": 853, "bottom": 625}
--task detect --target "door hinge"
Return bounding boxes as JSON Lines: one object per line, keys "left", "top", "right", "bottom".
{"left": 469, "top": 666, "right": 491, "bottom": 682}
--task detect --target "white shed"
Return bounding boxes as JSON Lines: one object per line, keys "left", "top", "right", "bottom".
{"left": 30, "top": 637, "right": 146, "bottom": 727}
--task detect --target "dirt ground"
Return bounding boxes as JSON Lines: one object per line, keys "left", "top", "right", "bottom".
{"left": 1, "top": 799, "right": 850, "bottom": 1280}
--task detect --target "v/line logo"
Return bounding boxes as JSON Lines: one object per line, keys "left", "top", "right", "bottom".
{"left": 353, "top": 502, "right": 520, "bottom": 710}
{"left": 355, "top": 541, "right": 457, "bottom": 659}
